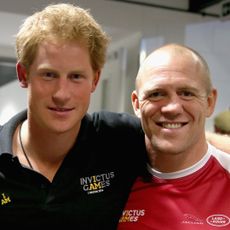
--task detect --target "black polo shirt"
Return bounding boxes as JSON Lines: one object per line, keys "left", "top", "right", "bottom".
{"left": 0, "top": 110, "right": 146, "bottom": 229}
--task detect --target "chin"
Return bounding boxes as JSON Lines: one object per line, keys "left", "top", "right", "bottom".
{"left": 154, "top": 141, "right": 178, "bottom": 153}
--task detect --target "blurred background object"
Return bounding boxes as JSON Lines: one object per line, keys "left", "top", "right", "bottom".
{"left": 214, "top": 109, "right": 230, "bottom": 135}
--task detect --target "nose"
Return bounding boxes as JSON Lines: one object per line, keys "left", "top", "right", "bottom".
{"left": 161, "top": 95, "right": 183, "bottom": 117}
{"left": 52, "top": 77, "right": 70, "bottom": 105}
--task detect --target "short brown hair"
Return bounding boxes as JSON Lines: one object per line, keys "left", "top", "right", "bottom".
{"left": 15, "top": 3, "right": 110, "bottom": 71}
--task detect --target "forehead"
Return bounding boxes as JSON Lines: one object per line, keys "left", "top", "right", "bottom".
{"left": 29, "top": 40, "right": 93, "bottom": 73}
{"left": 144, "top": 49, "right": 199, "bottom": 73}
{"left": 34, "top": 40, "right": 90, "bottom": 63}
{"left": 139, "top": 72, "right": 202, "bottom": 96}
{"left": 138, "top": 49, "right": 204, "bottom": 86}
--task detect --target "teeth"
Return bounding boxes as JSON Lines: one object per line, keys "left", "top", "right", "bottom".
{"left": 162, "top": 123, "right": 182, "bottom": 129}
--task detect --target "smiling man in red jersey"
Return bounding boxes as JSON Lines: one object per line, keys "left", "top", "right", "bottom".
{"left": 118, "top": 44, "right": 230, "bottom": 230}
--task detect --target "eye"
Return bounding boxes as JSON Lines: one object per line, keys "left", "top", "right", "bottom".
{"left": 41, "top": 71, "right": 57, "bottom": 80}
{"left": 70, "top": 73, "right": 85, "bottom": 82}
{"left": 178, "top": 90, "right": 194, "bottom": 99}
{"left": 148, "top": 91, "right": 166, "bottom": 101}
{"left": 71, "top": 73, "right": 81, "bottom": 80}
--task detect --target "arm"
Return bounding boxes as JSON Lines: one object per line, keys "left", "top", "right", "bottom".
{"left": 206, "top": 131, "right": 230, "bottom": 153}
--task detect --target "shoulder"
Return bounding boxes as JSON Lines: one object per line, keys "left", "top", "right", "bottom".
{"left": 89, "top": 111, "right": 144, "bottom": 144}
{"left": 91, "top": 110, "right": 141, "bottom": 130}
{"left": 0, "top": 110, "right": 27, "bottom": 138}
{"left": 209, "top": 143, "right": 230, "bottom": 172}
{"left": 206, "top": 131, "right": 230, "bottom": 153}
{"left": 0, "top": 110, "right": 27, "bottom": 153}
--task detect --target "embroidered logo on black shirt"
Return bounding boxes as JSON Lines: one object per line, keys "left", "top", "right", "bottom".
{"left": 1, "top": 193, "right": 11, "bottom": 205}
{"left": 80, "top": 172, "right": 115, "bottom": 194}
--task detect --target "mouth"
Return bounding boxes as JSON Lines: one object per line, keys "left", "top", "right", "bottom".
{"left": 156, "top": 122, "right": 188, "bottom": 129}
{"left": 49, "top": 107, "right": 73, "bottom": 112}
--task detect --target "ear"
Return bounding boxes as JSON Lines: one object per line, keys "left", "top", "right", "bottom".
{"left": 131, "top": 90, "right": 141, "bottom": 118}
{"left": 91, "top": 70, "right": 101, "bottom": 93}
{"left": 206, "top": 88, "right": 217, "bottom": 117}
{"left": 16, "top": 62, "right": 28, "bottom": 88}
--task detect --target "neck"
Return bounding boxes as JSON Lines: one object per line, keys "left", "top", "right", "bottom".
{"left": 15, "top": 120, "right": 80, "bottom": 181}
{"left": 25, "top": 119, "right": 79, "bottom": 161}
{"left": 19, "top": 121, "right": 33, "bottom": 169}
{"left": 147, "top": 141, "right": 208, "bottom": 173}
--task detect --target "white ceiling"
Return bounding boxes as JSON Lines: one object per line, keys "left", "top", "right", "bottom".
{"left": 0, "top": 0, "right": 227, "bottom": 45}
{"left": 0, "top": 0, "right": 227, "bottom": 42}
{"left": 0, "top": 0, "right": 225, "bottom": 16}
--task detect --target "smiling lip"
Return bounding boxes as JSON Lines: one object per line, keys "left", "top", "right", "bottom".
{"left": 49, "top": 107, "right": 73, "bottom": 112}
{"left": 156, "top": 122, "right": 188, "bottom": 129}
{"left": 48, "top": 107, "right": 74, "bottom": 117}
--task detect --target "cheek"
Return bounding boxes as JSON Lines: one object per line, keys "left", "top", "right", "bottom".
{"left": 71, "top": 85, "right": 92, "bottom": 100}
{"left": 28, "top": 83, "right": 51, "bottom": 101}
{"left": 185, "top": 101, "right": 207, "bottom": 121}
{"left": 140, "top": 101, "right": 158, "bottom": 118}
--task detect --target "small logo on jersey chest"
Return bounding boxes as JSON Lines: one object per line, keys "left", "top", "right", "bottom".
{"left": 206, "top": 214, "right": 230, "bottom": 227}
{"left": 1, "top": 193, "right": 11, "bottom": 205}
{"left": 80, "top": 172, "right": 115, "bottom": 194}
{"left": 119, "top": 209, "right": 145, "bottom": 222}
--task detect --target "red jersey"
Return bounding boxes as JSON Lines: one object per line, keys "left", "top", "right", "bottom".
{"left": 118, "top": 144, "right": 230, "bottom": 230}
